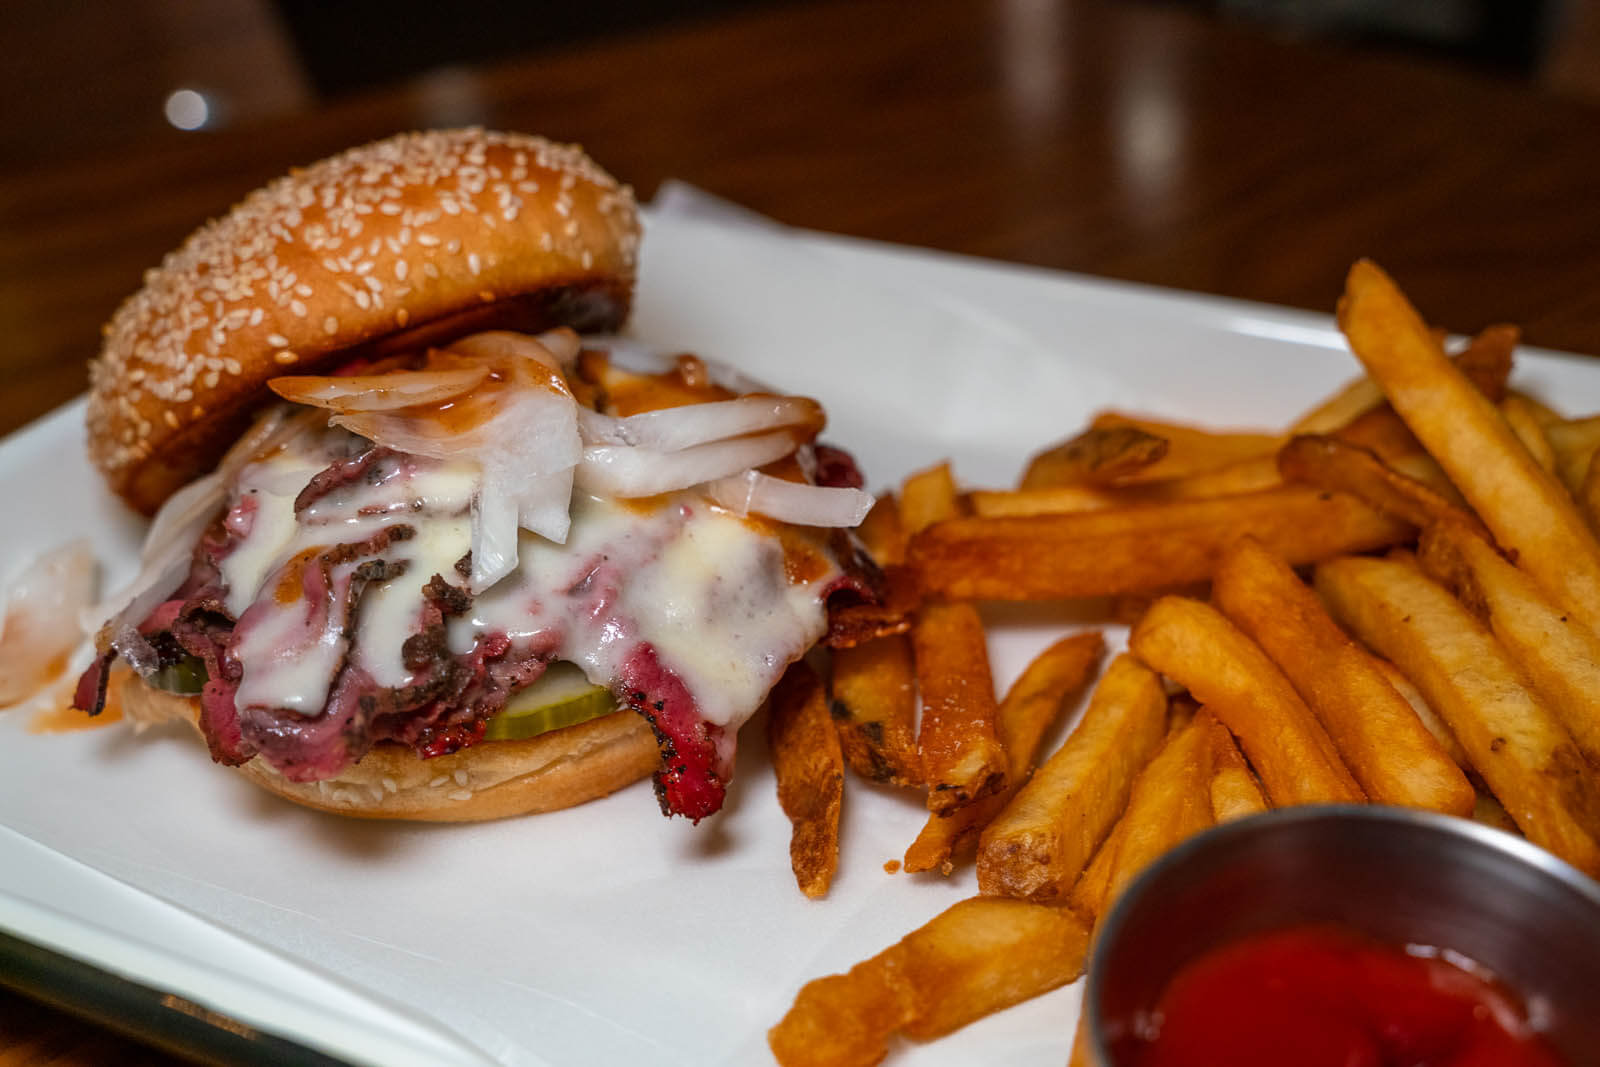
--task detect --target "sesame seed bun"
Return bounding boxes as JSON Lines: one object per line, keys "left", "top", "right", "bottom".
{"left": 89, "top": 128, "right": 641, "bottom": 515}
{"left": 122, "top": 673, "right": 661, "bottom": 821}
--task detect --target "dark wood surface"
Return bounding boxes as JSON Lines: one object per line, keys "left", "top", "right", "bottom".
{"left": 4, "top": 0, "right": 1600, "bottom": 1062}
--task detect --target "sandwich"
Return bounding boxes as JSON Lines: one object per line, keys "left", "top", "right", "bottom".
{"left": 73, "top": 128, "right": 879, "bottom": 823}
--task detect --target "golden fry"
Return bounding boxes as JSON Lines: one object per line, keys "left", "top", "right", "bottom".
{"left": 1452, "top": 323, "right": 1518, "bottom": 403}
{"left": 1374, "top": 659, "right": 1472, "bottom": 772}
{"left": 1212, "top": 537, "right": 1473, "bottom": 814}
{"left": 1203, "top": 713, "right": 1269, "bottom": 823}
{"left": 912, "top": 599, "right": 1008, "bottom": 815}
{"left": 1276, "top": 435, "right": 1483, "bottom": 537}
{"left": 1088, "top": 412, "right": 1281, "bottom": 483}
{"left": 1292, "top": 374, "right": 1385, "bottom": 435}
{"left": 1546, "top": 415, "right": 1600, "bottom": 496}
{"left": 1501, "top": 394, "right": 1559, "bottom": 476}
{"left": 1019, "top": 425, "right": 1169, "bottom": 489}
{"left": 1338, "top": 260, "right": 1600, "bottom": 640}
{"left": 854, "top": 491, "right": 909, "bottom": 566}
{"left": 976, "top": 653, "right": 1168, "bottom": 901}
{"left": 904, "top": 631, "right": 1105, "bottom": 874}
{"left": 1291, "top": 322, "right": 1516, "bottom": 436}
{"left": 1316, "top": 554, "right": 1600, "bottom": 876}
{"left": 1129, "top": 596, "right": 1364, "bottom": 806}
{"left": 976, "top": 455, "right": 1283, "bottom": 517}
{"left": 1099, "top": 716, "right": 1216, "bottom": 907}
{"left": 1330, "top": 406, "right": 1422, "bottom": 459}
{"left": 830, "top": 636, "right": 921, "bottom": 787}
{"left": 1417, "top": 521, "right": 1600, "bottom": 770}
{"left": 768, "top": 896, "right": 1092, "bottom": 1065}
{"left": 911, "top": 486, "right": 1410, "bottom": 601}
{"left": 1068, "top": 813, "right": 1127, "bottom": 921}
{"left": 1582, "top": 451, "right": 1600, "bottom": 538}
{"left": 767, "top": 661, "right": 845, "bottom": 899}
{"left": 900, "top": 461, "right": 962, "bottom": 536}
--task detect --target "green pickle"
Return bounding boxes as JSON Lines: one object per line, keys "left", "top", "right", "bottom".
{"left": 483, "top": 662, "right": 615, "bottom": 741}
{"left": 151, "top": 656, "right": 208, "bottom": 695}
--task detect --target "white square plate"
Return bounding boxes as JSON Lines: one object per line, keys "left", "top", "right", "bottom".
{"left": 2, "top": 208, "right": 1597, "bottom": 1066}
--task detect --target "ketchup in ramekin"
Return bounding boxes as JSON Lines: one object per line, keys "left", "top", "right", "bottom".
{"left": 1113, "top": 923, "right": 1565, "bottom": 1067}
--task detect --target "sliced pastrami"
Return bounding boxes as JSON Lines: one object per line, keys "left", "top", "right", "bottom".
{"left": 619, "top": 642, "right": 727, "bottom": 822}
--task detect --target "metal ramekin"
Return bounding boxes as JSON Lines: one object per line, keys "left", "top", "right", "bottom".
{"left": 1086, "top": 805, "right": 1600, "bottom": 1065}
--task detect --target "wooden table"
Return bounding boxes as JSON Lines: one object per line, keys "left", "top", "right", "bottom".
{"left": 3, "top": 0, "right": 1599, "bottom": 1061}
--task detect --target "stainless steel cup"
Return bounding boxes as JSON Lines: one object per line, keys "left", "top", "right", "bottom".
{"left": 1086, "top": 805, "right": 1600, "bottom": 1065}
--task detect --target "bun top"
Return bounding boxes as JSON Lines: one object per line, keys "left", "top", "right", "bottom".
{"left": 88, "top": 128, "right": 641, "bottom": 514}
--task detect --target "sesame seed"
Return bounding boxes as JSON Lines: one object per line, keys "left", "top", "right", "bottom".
{"left": 85, "top": 128, "right": 638, "bottom": 483}
{"left": 274, "top": 350, "right": 298, "bottom": 365}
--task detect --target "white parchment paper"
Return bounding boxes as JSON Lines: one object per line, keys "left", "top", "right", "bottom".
{"left": 4, "top": 200, "right": 1599, "bottom": 1065}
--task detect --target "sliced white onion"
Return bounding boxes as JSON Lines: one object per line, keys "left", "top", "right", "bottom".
{"left": 268, "top": 366, "right": 489, "bottom": 412}
{"left": 469, "top": 483, "right": 521, "bottom": 593}
{"left": 584, "top": 335, "right": 778, "bottom": 395}
{"left": 707, "top": 471, "right": 874, "bottom": 527}
{"left": 82, "top": 469, "right": 225, "bottom": 638}
{"left": 578, "top": 395, "right": 823, "bottom": 452}
{"left": 0, "top": 539, "right": 97, "bottom": 705}
{"left": 575, "top": 431, "right": 800, "bottom": 498}
{"left": 448, "top": 329, "right": 580, "bottom": 372}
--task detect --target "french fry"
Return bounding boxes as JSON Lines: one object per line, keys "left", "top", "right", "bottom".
{"left": 1129, "top": 596, "right": 1365, "bottom": 806}
{"left": 970, "top": 484, "right": 1121, "bottom": 517}
{"left": 1452, "top": 322, "right": 1519, "bottom": 403}
{"left": 767, "top": 661, "right": 845, "bottom": 899}
{"left": 1098, "top": 715, "right": 1216, "bottom": 906}
{"left": 911, "top": 486, "right": 1411, "bottom": 601}
{"left": 854, "top": 491, "right": 909, "bottom": 566}
{"left": 1087, "top": 412, "right": 1281, "bottom": 483}
{"left": 1416, "top": 521, "right": 1600, "bottom": 770}
{"left": 1212, "top": 537, "right": 1473, "bottom": 814}
{"left": 1203, "top": 713, "right": 1269, "bottom": 822}
{"left": 900, "top": 461, "right": 963, "bottom": 536}
{"left": 1473, "top": 790, "right": 1520, "bottom": 835}
{"left": 1291, "top": 373, "right": 1385, "bottom": 435}
{"left": 830, "top": 637, "right": 921, "bottom": 787}
{"left": 1018, "top": 425, "right": 1169, "bottom": 489}
{"left": 975, "top": 454, "right": 1283, "bottom": 517}
{"left": 976, "top": 653, "right": 1168, "bottom": 902}
{"left": 1375, "top": 659, "right": 1472, "bottom": 772}
{"left": 1338, "top": 260, "right": 1600, "bottom": 640}
{"left": 830, "top": 491, "right": 921, "bottom": 782}
{"left": 1068, "top": 813, "right": 1127, "bottom": 921}
{"left": 1501, "top": 394, "right": 1559, "bottom": 476}
{"left": 1506, "top": 388, "right": 1561, "bottom": 427}
{"left": 912, "top": 599, "right": 1008, "bottom": 815}
{"left": 1582, "top": 451, "right": 1600, "bottom": 537}
{"left": 1330, "top": 406, "right": 1422, "bottom": 459}
{"left": 1546, "top": 414, "right": 1600, "bottom": 496}
{"left": 1315, "top": 554, "right": 1600, "bottom": 876}
{"left": 905, "top": 631, "right": 1105, "bottom": 874}
{"left": 768, "top": 896, "right": 1092, "bottom": 1066}
{"left": 1289, "top": 323, "right": 1517, "bottom": 436}
{"left": 1276, "top": 435, "right": 1483, "bottom": 536}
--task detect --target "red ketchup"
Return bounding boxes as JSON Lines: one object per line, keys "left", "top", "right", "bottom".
{"left": 1113, "top": 925, "right": 1567, "bottom": 1067}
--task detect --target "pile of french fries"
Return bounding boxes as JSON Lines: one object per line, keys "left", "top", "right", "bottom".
{"left": 766, "top": 260, "right": 1600, "bottom": 1067}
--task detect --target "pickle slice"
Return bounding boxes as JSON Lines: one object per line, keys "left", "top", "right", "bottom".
{"left": 150, "top": 655, "right": 208, "bottom": 695}
{"left": 483, "top": 662, "right": 616, "bottom": 741}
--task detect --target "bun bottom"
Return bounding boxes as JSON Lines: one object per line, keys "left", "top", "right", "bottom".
{"left": 121, "top": 674, "right": 659, "bottom": 821}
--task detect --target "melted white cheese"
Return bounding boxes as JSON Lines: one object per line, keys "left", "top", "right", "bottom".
{"left": 218, "top": 427, "right": 835, "bottom": 729}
